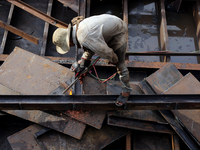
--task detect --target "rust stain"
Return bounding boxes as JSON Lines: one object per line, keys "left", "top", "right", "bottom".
{"left": 43, "top": 64, "right": 51, "bottom": 70}
{"left": 27, "top": 75, "right": 32, "bottom": 79}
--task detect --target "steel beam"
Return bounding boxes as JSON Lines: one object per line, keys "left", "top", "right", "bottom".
{"left": 0, "top": 95, "right": 200, "bottom": 110}
{"left": 7, "top": 0, "right": 68, "bottom": 28}
{"left": 0, "top": 20, "right": 39, "bottom": 45}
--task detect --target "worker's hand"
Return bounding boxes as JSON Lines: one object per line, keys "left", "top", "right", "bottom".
{"left": 70, "top": 60, "right": 82, "bottom": 72}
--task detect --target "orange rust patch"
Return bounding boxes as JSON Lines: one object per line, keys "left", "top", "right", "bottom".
{"left": 27, "top": 75, "right": 32, "bottom": 79}
{"left": 43, "top": 64, "right": 51, "bottom": 70}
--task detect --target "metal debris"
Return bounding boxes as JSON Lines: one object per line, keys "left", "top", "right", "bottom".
{"left": 3, "top": 110, "right": 86, "bottom": 139}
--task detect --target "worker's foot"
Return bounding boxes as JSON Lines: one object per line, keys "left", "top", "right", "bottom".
{"left": 115, "top": 92, "right": 130, "bottom": 107}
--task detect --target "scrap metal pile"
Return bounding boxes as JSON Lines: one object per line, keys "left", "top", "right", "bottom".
{"left": 0, "top": 0, "right": 200, "bottom": 150}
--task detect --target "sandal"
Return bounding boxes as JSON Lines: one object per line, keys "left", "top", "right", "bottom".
{"left": 115, "top": 93, "right": 129, "bottom": 107}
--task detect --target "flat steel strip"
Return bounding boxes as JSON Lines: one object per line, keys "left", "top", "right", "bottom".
{"left": 107, "top": 110, "right": 167, "bottom": 124}
{"left": 3, "top": 110, "right": 86, "bottom": 139}
{"left": 108, "top": 116, "right": 174, "bottom": 134}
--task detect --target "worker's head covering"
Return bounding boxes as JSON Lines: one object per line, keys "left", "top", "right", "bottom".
{"left": 52, "top": 24, "right": 71, "bottom": 54}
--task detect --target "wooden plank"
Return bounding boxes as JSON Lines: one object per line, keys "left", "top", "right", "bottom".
{"left": 0, "top": 4, "right": 14, "bottom": 54}
{"left": 40, "top": 0, "right": 53, "bottom": 56}
{"left": 7, "top": 0, "right": 68, "bottom": 28}
{"left": 126, "top": 133, "right": 131, "bottom": 150}
{"left": 123, "top": 0, "right": 129, "bottom": 60}
{"left": 0, "top": 20, "right": 39, "bottom": 45}
{"left": 159, "top": 0, "right": 170, "bottom": 62}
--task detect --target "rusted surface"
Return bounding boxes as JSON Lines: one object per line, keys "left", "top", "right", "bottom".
{"left": 133, "top": 131, "right": 172, "bottom": 150}
{"left": 107, "top": 110, "right": 167, "bottom": 124}
{"left": 39, "top": 125, "right": 130, "bottom": 150}
{"left": 108, "top": 115, "right": 174, "bottom": 134}
{"left": 58, "top": 0, "right": 79, "bottom": 13}
{"left": 0, "top": 20, "right": 39, "bottom": 45}
{"left": 8, "top": 124, "right": 44, "bottom": 150}
{"left": 144, "top": 63, "right": 183, "bottom": 94}
{"left": 7, "top": 0, "right": 68, "bottom": 28}
{"left": 61, "top": 110, "right": 106, "bottom": 129}
{"left": 164, "top": 73, "right": 200, "bottom": 144}
{"left": 3, "top": 110, "right": 86, "bottom": 139}
{"left": 0, "top": 47, "right": 74, "bottom": 95}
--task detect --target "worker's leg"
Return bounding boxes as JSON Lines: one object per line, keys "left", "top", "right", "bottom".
{"left": 115, "top": 43, "right": 132, "bottom": 106}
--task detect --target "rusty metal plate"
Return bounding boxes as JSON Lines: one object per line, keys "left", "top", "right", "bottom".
{"left": 107, "top": 110, "right": 167, "bottom": 124}
{"left": 8, "top": 124, "right": 130, "bottom": 150}
{"left": 0, "top": 47, "right": 74, "bottom": 95}
{"left": 83, "top": 76, "right": 107, "bottom": 95}
{"left": 133, "top": 131, "right": 172, "bottom": 150}
{"left": 3, "top": 110, "right": 86, "bottom": 139}
{"left": 0, "top": 83, "right": 20, "bottom": 95}
{"left": 145, "top": 63, "right": 183, "bottom": 94}
{"left": 8, "top": 124, "right": 44, "bottom": 150}
{"left": 164, "top": 73, "right": 200, "bottom": 144}
{"left": 60, "top": 110, "right": 106, "bottom": 129}
{"left": 39, "top": 124, "right": 130, "bottom": 150}
{"left": 108, "top": 116, "right": 174, "bottom": 134}
{"left": 107, "top": 80, "right": 144, "bottom": 95}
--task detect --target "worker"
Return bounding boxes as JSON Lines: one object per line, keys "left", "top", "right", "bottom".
{"left": 52, "top": 14, "right": 132, "bottom": 106}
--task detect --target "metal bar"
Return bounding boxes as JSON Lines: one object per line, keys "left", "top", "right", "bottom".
{"left": 79, "top": 0, "right": 86, "bottom": 18}
{"left": 126, "top": 51, "right": 200, "bottom": 56}
{"left": 86, "top": 0, "right": 91, "bottom": 17}
{"left": 126, "top": 133, "right": 131, "bottom": 150}
{"left": 193, "top": 1, "right": 200, "bottom": 54}
{"left": 7, "top": 0, "right": 68, "bottom": 28}
{"left": 0, "top": 95, "right": 200, "bottom": 110}
{"left": 172, "top": 134, "right": 180, "bottom": 150}
{"left": 0, "top": 4, "right": 14, "bottom": 54}
{"left": 40, "top": 0, "right": 53, "bottom": 56}
{"left": 123, "top": 0, "right": 129, "bottom": 60}
{"left": 0, "top": 20, "right": 39, "bottom": 45}
{"left": 159, "top": 0, "right": 170, "bottom": 62}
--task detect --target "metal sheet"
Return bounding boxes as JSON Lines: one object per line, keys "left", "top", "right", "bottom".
{"left": 164, "top": 73, "right": 200, "bottom": 144}
{"left": 145, "top": 63, "right": 183, "bottom": 94}
{"left": 107, "top": 110, "right": 167, "bottom": 124}
{"left": 8, "top": 124, "right": 44, "bottom": 150}
{"left": 133, "top": 131, "right": 172, "bottom": 150}
{"left": 60, "top": 110, "right": 106, "bottom": 129}
{"left": 39, "top": 124, "right": 130, "bottom": 150}
{"left": 0, "top": 83, "right": 20, "bottom": 95}
{"left": 0, "top": 47, "right": 74, "bottom": 95}
{"left": 108, "top": 116, "right": 174, "bottom": 134}
{"left": 3, "top": 110, "right": 86, "bottom": 139}
{"left": 107, "top": 80, "right": 144, "bottom": 95}
{"left": 83, "top": 76, "right": 107, "bottom": 95}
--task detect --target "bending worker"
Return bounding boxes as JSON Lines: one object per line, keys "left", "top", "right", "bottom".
{"left": 52, "top": 14, "right": 132, "bottom": 106}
